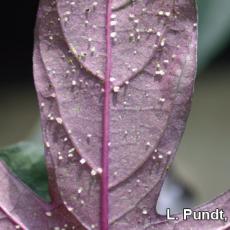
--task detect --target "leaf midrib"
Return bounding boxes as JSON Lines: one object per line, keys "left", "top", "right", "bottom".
{"left": 101, "top": 1, "right": 113, "bottom": 230}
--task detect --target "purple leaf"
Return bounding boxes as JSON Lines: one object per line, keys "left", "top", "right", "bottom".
{"left": 0, "top": 0, "right": 229, "bottom": 229}
{"left": 0, "top": 161, "right": 82, "bottom": 229}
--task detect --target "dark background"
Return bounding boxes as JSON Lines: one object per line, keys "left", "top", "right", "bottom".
{"left": 1, "top": 0, "right": 39, "bottom": 84}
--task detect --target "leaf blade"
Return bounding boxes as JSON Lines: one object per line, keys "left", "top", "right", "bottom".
{"left": 33, "top": 0, "right": 200, "bottom": 229}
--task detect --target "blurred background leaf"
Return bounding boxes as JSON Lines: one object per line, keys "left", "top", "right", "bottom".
{"left": 0, "top": 142, "right": 50, "bottom": 201}
{"left": 197, "top": 0, "right": 230, "bottom": 70}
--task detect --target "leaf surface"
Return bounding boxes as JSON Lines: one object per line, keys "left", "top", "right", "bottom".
{"left": 0, "top": 0, "right": 230, "bottom": 229}
{"left": 0, "top": 161, "right": 82, "bottom": 229}
{"left": 34, "top": 0, "right": 198, "bottom": 228}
